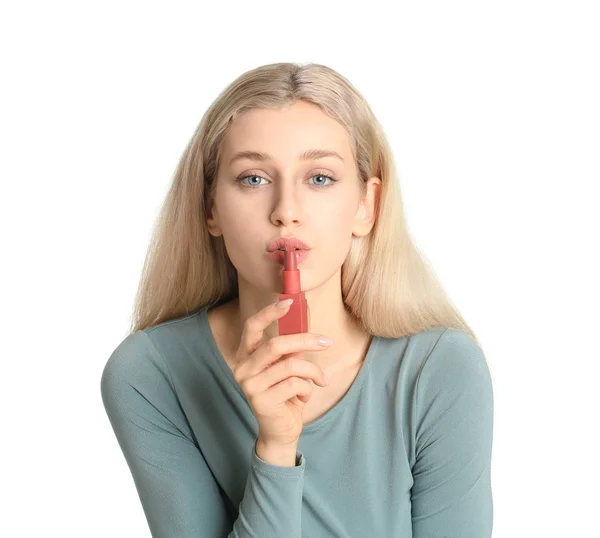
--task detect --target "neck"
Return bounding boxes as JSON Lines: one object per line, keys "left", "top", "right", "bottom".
{"left": 227, "top": 286, "right": 370, "bottom": 375}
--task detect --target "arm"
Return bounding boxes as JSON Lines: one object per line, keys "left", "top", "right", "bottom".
{"left": 410, "top": 329, "right": 494, "bottom": 537}
{"left": 100, "top": 331, "right": 305, "bottom": 538}
{"left": 255, "top": 439, "right": 298, "bottom": 467}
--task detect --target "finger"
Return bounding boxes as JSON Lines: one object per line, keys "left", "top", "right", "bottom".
{"left": 240, "top": 351, "right": 300, "bottom": 396}
{"left": 240, "top": 299, "right": 294, "bottom": 357}
{"left": 253, "top": 332, "right": 333, "bottom": 375}
{"left": 253, "top": 356, "right": 328, "bottom": 394}
{"left": 257, "top": 377, "right": 314, "bottom": 412}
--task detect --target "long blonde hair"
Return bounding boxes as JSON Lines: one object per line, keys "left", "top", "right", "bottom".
{"left": 127, "top": 62, "right": 480, "bottom": 349}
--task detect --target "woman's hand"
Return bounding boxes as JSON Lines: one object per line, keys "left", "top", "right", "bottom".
{"left": 232, "top": 299, "right": 333, "bottom": 448}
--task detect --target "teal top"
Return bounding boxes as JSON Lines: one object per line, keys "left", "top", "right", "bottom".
{"left": 100, "top": 305, "right": 494, "bottom": 537}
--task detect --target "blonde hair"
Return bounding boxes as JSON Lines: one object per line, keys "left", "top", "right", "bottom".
{"left": 127, "top": 62, "right": 481, "bottom": 349}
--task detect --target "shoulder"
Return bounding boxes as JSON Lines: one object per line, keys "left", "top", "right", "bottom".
{"left": 100, "top": 309, "right": 213, "bottom": 402}
{"left": 100, "top": 329, "right": 173, "bottom": 397}
{"left": 417, "top": 328, "right": 489, "bottom": 385}
{"left": 413, "top": 327, "right": 494, "bottom": 419}
{"left": 100, "top": 328, "right": 199, "bottom": 449}
{"left": 384, "top": 326, "right": 492, "bottom": 413}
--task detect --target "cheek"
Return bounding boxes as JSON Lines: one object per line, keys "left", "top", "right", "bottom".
{"left": 217, "top": 195, "right": 255, "bottom": 230}
{"left": 317, "top": 201, "right": 357, "bottom": 233}
{"left": 317, "top": 208, "right": 356, "bottom": 257}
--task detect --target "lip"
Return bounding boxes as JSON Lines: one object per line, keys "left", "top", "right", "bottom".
{"left": 266, "top": 236, "right": 311, "bottom": 252}
{"left": 267, "top": 249, "right": 311, "bottom": 266}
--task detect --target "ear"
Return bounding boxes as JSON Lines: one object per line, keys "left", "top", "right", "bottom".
{"left": 205, "top": 195, "right": 222, "bottom": 238}
{"left": 352, "top": 176, "right": 381, "bottom": 238}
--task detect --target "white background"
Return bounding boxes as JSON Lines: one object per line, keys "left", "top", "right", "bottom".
{"left": 1, "top": 1, "right": 598, "bottom": 536}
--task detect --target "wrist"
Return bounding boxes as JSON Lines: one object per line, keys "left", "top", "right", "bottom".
{"left": 255, "top": 438, "right": 298, "bottom": 467}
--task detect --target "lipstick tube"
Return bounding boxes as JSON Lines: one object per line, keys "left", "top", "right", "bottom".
{"left": 277, "top": 247, "right": 308, "bottom": 335}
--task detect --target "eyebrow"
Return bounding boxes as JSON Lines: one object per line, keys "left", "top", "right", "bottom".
{"left": 228, "top": 148, "right": 345, "bottom": 166}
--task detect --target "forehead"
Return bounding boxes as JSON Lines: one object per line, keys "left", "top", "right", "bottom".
{"left": 220, "top": 102, "right": 354, "bottom": 165}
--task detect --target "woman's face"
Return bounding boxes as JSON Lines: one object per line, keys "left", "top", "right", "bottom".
{"left": 208, "top": 100, "right": 377, "bottom": 295}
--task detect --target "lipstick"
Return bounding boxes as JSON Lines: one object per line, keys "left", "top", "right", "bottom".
{"left": 277, "top": 246, "right": 308, "bottom": 335}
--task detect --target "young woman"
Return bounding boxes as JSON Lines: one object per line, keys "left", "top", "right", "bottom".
{"left": 101, "top": 62, "right": 494, "bottom": 537}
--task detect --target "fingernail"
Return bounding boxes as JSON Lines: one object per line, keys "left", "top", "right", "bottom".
{"left": 276, "top": 299, "right": 294, "bottom": 309}
{"left": 317, "top": 336, "right": 334, "bottom": 346}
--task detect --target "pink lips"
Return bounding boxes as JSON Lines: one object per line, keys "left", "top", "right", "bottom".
{"left": 266, "top": 236, "right": 311, "bottom": 265}
{"left": 266, "top": 236, "right": 311, "bottom": 252}
{"left": 267, "top": 249, "right": 310, "bottom": 265}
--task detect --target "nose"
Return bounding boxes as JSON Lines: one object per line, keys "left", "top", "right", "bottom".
{"left": 270, "top": 181, "right": 304, "bottom": 227}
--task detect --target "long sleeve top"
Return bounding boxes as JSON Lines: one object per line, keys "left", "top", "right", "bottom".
{"left": 100, "top": 305, "right": 494, "bottom": 537}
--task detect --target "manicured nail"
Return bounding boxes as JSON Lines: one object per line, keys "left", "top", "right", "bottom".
{"left": 276, "top": 299, "right": 294, "bottom": 309}
{"left": 317, "top": 336, "right": 334, "bottom": 346}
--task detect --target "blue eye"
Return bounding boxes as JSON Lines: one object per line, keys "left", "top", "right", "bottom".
{"left": 236, "top": 173, "right": 338, "bottom": 189}
{"left": 237, "top": 175, "right": 268, "bottom": 187}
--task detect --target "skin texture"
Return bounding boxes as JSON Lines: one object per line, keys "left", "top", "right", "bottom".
{"left": 206, "top": 100, "right": 381, "bottom": 378}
